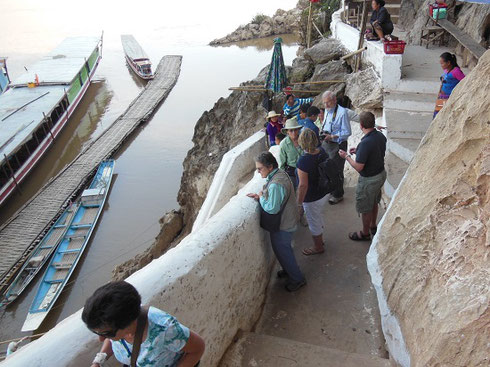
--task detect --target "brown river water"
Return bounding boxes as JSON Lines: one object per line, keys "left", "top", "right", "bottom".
{"left": 0, "top": 0, "right": 299, "bottom": 353}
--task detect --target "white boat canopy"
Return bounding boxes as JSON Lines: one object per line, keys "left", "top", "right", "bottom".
{"left": 0, "top": 86, "right": 66, "bottom": 159}
{"left": 121, "top": 35, "right": 150, "bottom": 61}
{"left": 10, "top": 36, "right": 100, "bottom": 87}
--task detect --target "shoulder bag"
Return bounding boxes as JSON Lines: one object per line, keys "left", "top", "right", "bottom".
{"left": 122, "top": 306, "right": 149, "bottom": 367}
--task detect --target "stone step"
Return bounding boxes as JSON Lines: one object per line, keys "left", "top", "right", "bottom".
{"left": 384, "top": 109, "right": 433, "bottom": 139}
{"left": 392, "top": 78, "right": 441, "bottom": 94}
{"left": 383, "top": 91, "right": 436, "bottom": 113}
{"left": 387, "top": 137, "right": 421, "bottom": 164}
{"left": 384, "top": 152, "right": 409, "bottom": 200}
{"left": 220, "top": 332, "right": 392, "bottom": 367}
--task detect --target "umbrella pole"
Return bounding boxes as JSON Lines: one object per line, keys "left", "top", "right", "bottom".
{"left": 307, "top": 2, "right": 313, "bottom": 49}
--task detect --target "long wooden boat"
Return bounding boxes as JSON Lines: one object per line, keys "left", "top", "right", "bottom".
{"left": 121, "top": 35, "right": 154, "bottom": 80}
{"left": 21, "top": 160, "right": 115, "bottom": 332}
{"left": 0, "top": 36, "right": 103, "bottom": 206}
{"left": 0, "top": 202, "right": 79, "bottom": 308}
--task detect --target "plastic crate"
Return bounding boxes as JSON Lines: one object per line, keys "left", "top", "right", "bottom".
{"left": 429, "top": 4, "right": 447, "bottom": 17}
{"left": 432, "top": 8, "right": 447, "bottom": 20}
{"left": 383, "top": 40, "right": 406, "bottom": 54}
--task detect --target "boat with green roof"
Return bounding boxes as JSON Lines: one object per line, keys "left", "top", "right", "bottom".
{"left": 0, "top": 35, "right": 103, "bottom": 206}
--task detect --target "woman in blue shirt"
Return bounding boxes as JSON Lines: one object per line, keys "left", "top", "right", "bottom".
{"left": 83, "top": 281, "right": 205, "bottom": 367}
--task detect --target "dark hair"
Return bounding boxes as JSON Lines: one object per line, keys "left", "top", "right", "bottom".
{"left": 275, "top": 132, "right": 286, "bottom": 141}
{"left": 256, "top": 151, "right": 278, "bottom": 169}
{"left": 299, "top": 103, "right": 311, "bottom": 114}
{"left": 373, "top": 0, "right": 385, "bottom": 6}
{"left": 285, "top": 113, "right": 295, "bottom": 120}
{"left": 82, "top": 281, "right": 141, "bottom": 331}
{"left": 307, "top": 106, "right": 320, "bottom": 117}
{"left": 286, "top": 94, "right": 295, "bottom": 101}
{"left": 359, "top": 111, "right": 376, "bottom": 129}
{"left": 440, "top": 52, "right": 459, "bottom": 68}
{"left": 337, "top": 95, "right": 352, "bottom": 109}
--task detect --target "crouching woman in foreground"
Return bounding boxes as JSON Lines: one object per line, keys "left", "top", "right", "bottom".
{"left": 247, "top": 152, "right": 306, "bottom": 292}
{"left": 82, "top": 281, "right": 205, "bottom": 367}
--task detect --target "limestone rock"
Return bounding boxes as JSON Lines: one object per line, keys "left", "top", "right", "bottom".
{"left": 111, "top": 210, "right": 183, "bottom": 281}
{"left": 310, "top": 60, "right": 350, "bottom": 83}
{"left": 402, "top": 0, "right": 490, "bottom": 49}
{"left": 209, "top": 7, "right": 301, "bottom": 45}
{"left": 303, "top": 38, "right": 344, "bottom": 65}
{"left": 177, "top": 78, "right": 269, "bottom": 232}
{"left": 345, "top": 68, "right": 383, "bottom": 110}
{"left": 370, "top": 50, "right": 490, "bottom": 367}
{"left": 290, "top": 56, "right": 314, "bottom": 83}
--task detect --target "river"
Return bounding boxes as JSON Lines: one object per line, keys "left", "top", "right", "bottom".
{"left": 0, "top": 0, "right": 299, "bottom": 353}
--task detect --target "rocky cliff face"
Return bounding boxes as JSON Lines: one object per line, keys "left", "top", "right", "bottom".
{"left": 177, "top": 75, "right": 270, "bottom": 233}
{"left": 210, "top": 8, "right": 302, "bottom": 45}
{"left": 400, "top": 0, "right": 490, "bottom": 57}
{"left": 371, "top": 50, "right": 490, "bottom": 366}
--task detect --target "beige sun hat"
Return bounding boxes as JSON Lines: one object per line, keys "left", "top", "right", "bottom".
{"left": 266, "top": 110, "right": 281, "bottom": 120}
{"left": 281, "top": 116, "right": 302, "bottom": 134}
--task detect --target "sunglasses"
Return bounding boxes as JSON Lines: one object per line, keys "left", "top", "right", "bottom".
{"left": 91, "top": 328, "right": 118, "bottom": 338}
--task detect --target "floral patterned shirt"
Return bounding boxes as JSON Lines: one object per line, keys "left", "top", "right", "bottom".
{"left": 111, "top": 306, "right": 190, "bottom": 367}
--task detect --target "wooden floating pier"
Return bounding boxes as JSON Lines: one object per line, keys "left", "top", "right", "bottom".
{"left": 0, "top": 55, "right": 182, "bottom": 289}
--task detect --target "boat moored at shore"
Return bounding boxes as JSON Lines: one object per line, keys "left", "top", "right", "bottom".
{"left": 0, "top": 36, "right": 103, "bottom": 207}
{"left": 21, "top": 160, "right": 115, "bottom": 332}
{"left": 121, "top": 34, "right": 154, "bottom": 80}
{"left": 0, "top": 202, "right": 79, "bottom": 307}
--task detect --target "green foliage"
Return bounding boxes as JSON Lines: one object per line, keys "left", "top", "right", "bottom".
{"left": 251, "top": 13, "right": 268, "bottom": 25}
{"left": 320, "top": 0, "right": 341, "bottom": 27}
{"left": 299, "top": 0, "right": 341, "bottom": 46}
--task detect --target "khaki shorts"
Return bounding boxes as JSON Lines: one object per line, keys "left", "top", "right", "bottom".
{"left": 356, "top": 170, "right": 387, "bottom": 214}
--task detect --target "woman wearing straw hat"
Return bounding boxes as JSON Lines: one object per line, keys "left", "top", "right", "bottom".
{"left": 265, "top": 110, "right": 283, "bottom": 146}
{"left": 279, "top": 117, "right": 303, "bottom": 189}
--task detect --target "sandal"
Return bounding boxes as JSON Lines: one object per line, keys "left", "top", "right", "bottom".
{"left": 348, "top": 231, "right": 371, "bottom": 241}
{"left": 366, "top": 34, "right": 380, "bottom": 41}
{"left": 370, "top": 226, "right": 377, "bottom": 236}
{"left": 302, "top": 247, "right": 325, "bottom": 256}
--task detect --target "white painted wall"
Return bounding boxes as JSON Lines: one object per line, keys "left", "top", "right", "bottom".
{"left": 193, "top": 130, "right": 266, "bottom": 232}
{"left": 2, "top": 175, "right": 273, "bottom": 367}
{"left": 331, "top": 8, "right": 402, "bottom": 89}
{"left": 367, "top": 173, "right": 411, "bottom": 367}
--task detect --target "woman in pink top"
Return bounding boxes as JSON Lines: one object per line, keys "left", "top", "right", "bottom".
{"left": 434, "top": 52, "right": 465, "bottom": 118}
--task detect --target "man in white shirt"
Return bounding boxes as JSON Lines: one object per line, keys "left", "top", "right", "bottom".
{"left": 320, "top": 91, "right": 352, "bottom": 204}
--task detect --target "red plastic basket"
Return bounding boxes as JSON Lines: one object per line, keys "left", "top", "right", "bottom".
{"left": 383, "top": 40, "right": 406, "bottom": 54}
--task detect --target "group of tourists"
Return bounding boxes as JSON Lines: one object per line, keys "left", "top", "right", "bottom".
{"left": 80, "top": 48, "right": 465, "bottom": 367}
{"left": 249, "top": 90, "right": 387, "bottom": 293}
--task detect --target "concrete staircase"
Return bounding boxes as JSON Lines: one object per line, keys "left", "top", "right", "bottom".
{"left": 221, "top": 332, "right": 392, "bottom": 367}
{"left": 383, "top": 88, "right": 437, "bottom": 199}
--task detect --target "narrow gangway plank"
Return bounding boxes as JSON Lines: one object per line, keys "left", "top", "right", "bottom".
{"left": 0, "top": 55, "right": 182, "bottom": 286}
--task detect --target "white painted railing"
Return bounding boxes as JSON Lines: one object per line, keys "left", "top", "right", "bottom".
{"left": 2, "top": 148, "right": 273, "bottom": 367}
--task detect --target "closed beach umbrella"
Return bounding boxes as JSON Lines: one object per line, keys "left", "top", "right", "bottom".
{"left": 265, "top": 37, "right": 288, "bottom": 93}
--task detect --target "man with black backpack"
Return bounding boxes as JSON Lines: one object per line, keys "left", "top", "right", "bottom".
{"left": 339, "top": 111, "right": 387, "bottom": 242}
